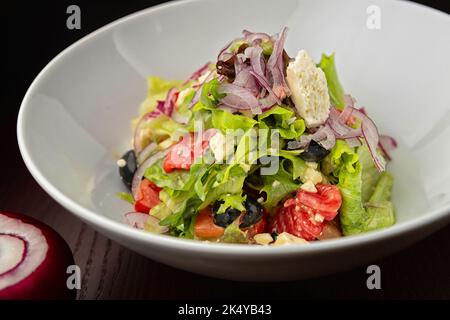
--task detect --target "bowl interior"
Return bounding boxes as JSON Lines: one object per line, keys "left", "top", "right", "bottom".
{"left": 19, "top": 0, "right": 450, "bottom": 235}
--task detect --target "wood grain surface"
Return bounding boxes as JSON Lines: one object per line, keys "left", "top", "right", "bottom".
{"left": 2, "top": 0, "right": 449, "bottom": 300}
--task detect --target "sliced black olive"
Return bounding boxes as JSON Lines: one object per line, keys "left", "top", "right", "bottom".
{"left": 239, "top": 198, "right": 263, "bottom": 229}
{"left": 118, "top": 150, "right": 137, "bottom": 189}
{"left": 299, "top": 140, "right": 330, "bottom": 162}
{"left": 213, "top": 207, "right": 241, "bottom": 228}
{"left": 211, "top": 200, "right": 223, "bottom": 215}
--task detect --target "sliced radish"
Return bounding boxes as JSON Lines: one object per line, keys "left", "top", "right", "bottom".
{"left": 0, "top": 212, "right": 75, "bottom": 300}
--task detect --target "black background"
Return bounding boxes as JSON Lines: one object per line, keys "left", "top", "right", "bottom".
{"left": 2, "top": 0, "right": 449, "bottom": 121}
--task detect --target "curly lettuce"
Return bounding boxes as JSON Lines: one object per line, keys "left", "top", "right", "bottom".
{"left": 334, "top": 144, "right": 395, "bottom": 235}
{"left": 139, "top": 76, "right": 183, "bottom": 115}
{"left": 317, "top": 53, "right": 345, "bottom": 109}
{"left": 258, "top": 105, "right": 306, "bottom": 139}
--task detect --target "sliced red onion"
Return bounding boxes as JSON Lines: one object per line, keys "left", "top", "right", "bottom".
{"left": 249, "top": 70, "right": 281, "bottom": 105}
{"left": 234, "top": 53, "right": 247, "bottom": 75}
{"left": 327, "top": 107, "right": 361, "bottom": 138}
{"left": 131, "top": 150, "right": 169, "bottom": 200}
{"left": 183, "top": 62, "right": 210, "bottom": 84}
{"left": 317, "top": 125, "right": 336, "bottom": 150}
{"left": 219, "top": 83, "right": 260, "bottom": 112}
{"left": 163, "top": 88, "right": 178, "bottom": 117}
{"left": 338, "top": 106, "right": 354, "bottom": 124}
{"left": 267, "top": 27, "right": 287, "bottom": 68}
{"left": 217, "top": 39, "right": 235, "bottom": 61}
{"left": 124, "top": 212, "right": 148, "bottom": 230}
{"left": 359, "top": 107, "right": 367, "bottom": 115}
{"left": 234, "top": 67, "right": 258, "bottom": 94}
{"left": 344, "top": 94, "right": 355, "bottom": 108}
{"left": 378, "top": 134, "right": 398, "bottom": 161}
{"left": 189, "top": 87, "right": 202, "bottom": 108}
{"left": 266, "top": 27, "right": 290, "bottom": 98}
{"left": 133, "top": 111, "right": 160, "bottom": 153}
{"left": 137, "top": 142, "right": 158, "bottom": 165}
{"left": 350, "top": 108, "right": 386, "bottom": 171}
{"left": 171, "top": 109, "right": 191, "bottom": 125}
{"left": 345, "top": 137, "right": 362, "bottom": 148}
{"left": 243, "top": 30, "right": 271, "bottom": 43}
{"left": 298, "top": 125, "right": 336, "bottom": 150}
{"left": 245, "top": 46, "right": 266, "bottom": 77}
{"left": 124, "top": 213, "right": 169, "bottom": 233}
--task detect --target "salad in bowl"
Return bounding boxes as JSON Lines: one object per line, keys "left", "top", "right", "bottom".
{"left": 117, "top": 27, "right": 397, "bottom": 245}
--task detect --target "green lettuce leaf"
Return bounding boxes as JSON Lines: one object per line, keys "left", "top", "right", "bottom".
{"left": 258, "top": 106, "right": 306, "bottom": 139}
{"left": 139, "top": 114, "right": 185, "bottom": 145}
{"left": 216, "top": 193, "right": 246, "bottom": 214}
{"left": 338, "top": 162, "right": 395, "bottom": 235}
{"left": 221, "top": 219, "right": 248, "bottom": 243}
{"left": 144, "top": 159, "right": 191, "bottom": 191}
{"left": 327, "top": 140, "right": 359, "bottom": 177}
{"left": 317, "top": 53, "right": 345, "bottom": 109}
{"left": 139, "top": 76, "right": 183, "bottom": 115}
{"left": 201, "top": 165, "right": 247, "bottom": 208}
{"left": 278, "top": 150, "right": 308, "bottom": 181}
{"left": 200, "top": 79, "right": 224, "bottom": 108}
{"left": 116, "top": 192, "right": 135, "bottom": 204}
{"left": 261, "top": 159, "right": 301, "bottom": 210}
{"left": 211, "top": 109, "right": 257, "bottom": 132}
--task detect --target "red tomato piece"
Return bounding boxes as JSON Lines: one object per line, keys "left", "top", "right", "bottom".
{"left": 163, "top": 130, "right": 217, "bottom": 173}
{"left": 194, "top": 207, "right": 225, "bottom": 239}
{"left": 134, "top": 179, "right": 161, "bottom": 213}
{"left": 270, "top": 184, "right": 342, "bottom": 241}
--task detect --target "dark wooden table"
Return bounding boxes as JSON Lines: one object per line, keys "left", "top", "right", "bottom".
{"left": 2, "top": 108, "right": 450, "bottom": 300}
{"left": 3, "top": 0, "right": 449, "bottom": 300}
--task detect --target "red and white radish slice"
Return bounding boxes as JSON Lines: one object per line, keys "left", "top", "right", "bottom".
{"left": 0, "top": 211, "right": 75, "bottom": 300}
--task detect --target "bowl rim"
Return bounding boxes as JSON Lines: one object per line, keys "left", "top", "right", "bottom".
{"left": 17, "top": 0, "right": 450, "bottom": 256}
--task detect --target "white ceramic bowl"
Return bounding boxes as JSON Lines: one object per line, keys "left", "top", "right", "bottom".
{"left": 17, "top": 0, "right": 450, "bottom": 281}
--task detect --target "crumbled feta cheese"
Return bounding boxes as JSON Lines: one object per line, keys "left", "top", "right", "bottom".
{"left": 304, "top": 168, "right": 323, "bottom": 185}
{"left": 306, "top": 162, "right": 318, "bottom": 169}
{"left": 300, "top": 180, "right": 317, "bottom": 193}
{"left": 272, "top": 180, "right": 280, "bottom": 187}
{"left": 273, "top": 232, "right": 309, "bottom": 245}
{"left": 286, "top": 50, "right": 331, "bottom": 127}
{"left": 314, "top": 214, "right": 325, "bottom": 223}
{"left": 254, "top": 233, "right": 274, "bottom": 245}
{"left": 117, "top": 159, "right": 127, "bottom": 168}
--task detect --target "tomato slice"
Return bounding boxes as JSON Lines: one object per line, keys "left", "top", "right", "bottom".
{"left": 270, "top": 184, "right": 342, "bottom": 241}
{"left": 163, "top": 129, "right": 217, "bottom": 173}
{"left": 194, "top": 207, "right": 225, "bottom": 240}
{"left": 134, "top": 179, "right": 161, "bottom": 213}
{"left": 295, "top": 184, "right": 342, "bottom": 220}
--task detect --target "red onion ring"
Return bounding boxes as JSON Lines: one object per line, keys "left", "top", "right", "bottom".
{"left": 131, "top": 150, "right": 170, "bottom": 200}
{"left": 183, "top": 62, "right": 210, "bottom": 85}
